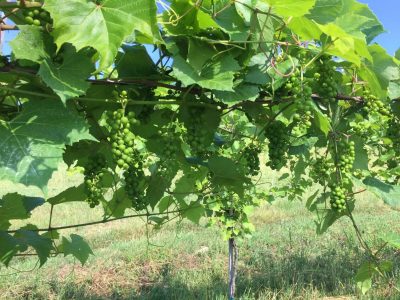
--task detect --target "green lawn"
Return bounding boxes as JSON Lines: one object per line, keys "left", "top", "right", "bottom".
{"left": 0, "top": 190, "right": 399, "bottom": 300}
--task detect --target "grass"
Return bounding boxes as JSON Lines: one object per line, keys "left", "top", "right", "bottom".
{"left": 0, "top": 188, "right": 399, "bottom": 300}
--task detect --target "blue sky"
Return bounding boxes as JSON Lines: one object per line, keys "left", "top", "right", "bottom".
{"left": 358, "top": 0, "right": 399, "bottom": 55}
{"left": 1, "top": 1, "right": 398, "bottom": 56}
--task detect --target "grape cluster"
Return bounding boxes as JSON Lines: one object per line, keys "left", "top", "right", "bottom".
{"left": 351, "top": 91, "right": 390, "bottom": 136}
{"left": 350, "top": 119, "right": 370, "bottom": 136}
{"left": 363, "top": 91, "right": 390, "bottom": 116}
{"left": 185, "top": 107, "right": 208, "bottom": 156}
{"left": 160, "top": 123, "right": 181, "bottom": 158}
{"left": 284, "top": 70, "right": 302, "bottom": 96}
{"left": 243, "top": 144, "right": 261, "bottom": 176}
{"left": 284, "top": 70, "right": 314, "bottom": 136}
{"left": 330, "top": 185, "right": 347, "bottom": 212}
{"left": 106, "top": 108, "right": 137, "bottom": 170}
{"left": 337, "top": 140, "right": 355, "bottom": 184}
{"left": 387, "top": 119, "right": 400, "bottom": 169}
{"left": 310, "top": 157, "right": 333, "bottom": 185}
{"left": 292, "top": 84, "right": 313, "bottom": 136}
{"left": 124, "top": 153, "right": 147, "bottom": 211}
{"left": 265, "top": 121, "right": 289, "bottom": 170}
{"left": 84, "top": 154, "right": 107, "bottom": 208}
{"left": 314, "top": 56, "right": 337, "bottom": 102}
{"left": 24, "top": 8, "right": 52, "bottom": 27}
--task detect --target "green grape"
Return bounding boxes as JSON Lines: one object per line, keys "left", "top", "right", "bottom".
{"left": 106, "top": 103, "right": 136, "bottom": 171}
{"left": 84, "top": 154, "right": 107, "bottom": 208}
{"left": 329, "top": 185, "right": 347, "bottom": 212}
{"left": 265, "top": 121, "right": 289, "bottom": 170}
{"left": 363, "top": 90, "right": 390, "bottom": 117}
{"left": 387, "top": 119, "right": 400, "bottom": 171}
{"left": 310, "top": 156, "right": 333, "bottom": 185}
{"left": 337, "top": 140, "right": 355, "bottom": 179}
{"left": 123, "top": 151, "right": 146, "bottom": 211}
{"left": 314, "top": 56, "right": 337, "bottom": 103}
{"left": 184, "top": 106, "right": 209, "bottom": 156}
{"left": 283, "top": 69, "right": 314, "bottom": 136}
{"left": 243, "top": 144, "right": 261, "bottom": 176}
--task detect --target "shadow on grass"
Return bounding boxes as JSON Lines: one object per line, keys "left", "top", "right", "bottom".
{"left": 133, "top": 250, "right": 359, "bottom": 300}
{"left": 41, "top": 249, "right": 399, "bottom": 300}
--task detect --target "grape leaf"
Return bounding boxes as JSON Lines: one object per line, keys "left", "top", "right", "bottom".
{"left": 0, "top": 232, "right": 18, "bottom": 266}
{"left": 45, "top": 0, "right": 160, "bottom": 70}
{"left": 61, "top": 234, "right": 93, "bottom": 265}
{"left": 264, "top": 0, "right": 316, "bottom": 17}
{"left": 0, "top": 193, "right": 44, "bottom": 230}
{"left": 0, "top": 99, "right": 95, "bottom": 192}
{"left": 355, "top": 261, "right": 375, "bottom": 294}
{"left": 14, "top": 227, "right": 53, "bottom": 266}
{"left": 9, "top": 26, "right": 56, "bottom": 63}
{"left": 362, "top": 177, "right": 400, "bottom": 209}
{"left": 182, "top": 202, "right": 205, "bottom": 224}
{"left": 38, "top": 44, "right": 95, "bottom": 103}
{"left": 116, "top": 45, "right": 158, "bottom": 79}
{"left": 381, "top": 232, "right": 400, "bottom": 249}
{"left": 47, "top": 184, "right": 87, "bottom": 205}
{"left": 208, "top": 156, "right": 249, "bottom": 196}
{"left": 162, "top": 0, "right": 218, "bottom": 35}
{"left": 172, "top": 54, "right": 241, "bottom": 91}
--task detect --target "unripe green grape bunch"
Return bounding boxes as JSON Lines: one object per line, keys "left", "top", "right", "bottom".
{"left": 23, "top": 8, "right": 52, "bottom": 27}
{"left": 185, "top": 107, "right": 209, "bottom": 156}
{"left": 243, "top": 144, "right": 261, "bottom": 176}
{"left": 313, "top": 56, "right": 337, "bottom": 103}
{"left": 310, "top": 156, "right": 334, "bottom": 185}
{"left": 337, "top": 140, "right": 355, "bottom": 185}
{"left": 387, "top": 119, "right": 400, "bottom": 170}
{"left": 284, "top": 70, "right": 313, "bottom": 136}
{"left": 84, "top": 154, "right": 107, "bottom": 208}
{"left": 330, "top": 185, "right": 347, "bottom": 212}
{"left": 124, "top": 152, "right": 147, "bottom": 211}
{"left": 106, "top": 92, "right": 138, "bottom": 170}
{"left": 160, "top": 122, "right": 181, "bottom": 159}
{"left": 363, "top": 90, "right": 390, "bottom": 117}
{"left": 105, "top": 91, "right": 147, "bottom": 210}
{"left": 265, "top": 120, "right": 289, "bottom": 170}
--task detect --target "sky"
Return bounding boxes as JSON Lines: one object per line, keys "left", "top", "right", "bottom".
{"left": 0, "top": 1, "right": 398, "bottom": 56}
{"left": 358, "top": 0, "right": 399, "bottom": 55}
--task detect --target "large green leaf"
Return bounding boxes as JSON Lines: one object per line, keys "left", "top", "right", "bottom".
{"left": 263, "top": 0, "right": 316, "bottom": 17}
{"left": 38, "top": 44, "right": 95, "bottom": 103}
{"left": 355, "top": 261, "right": 374, "bottom": 294}
{"left": 14, "top": 227, "right": 53, "bottom": 266}
{"left": 47, "top": 184, "right": 86, "bottom": 205}
{"left": 0, "top": 99, "right": 94, "bottom": 191}
{"left": 208, "top": 156, "right": 248, "bottom": 195}
{"left": 61, "top": 234, "right": 93, "bottom": 265}
{"left": 9, "top": 26, "right": 56, "bottom": 63}
{"left": 381, "top": 232, "right": 400, "bottom": 249}
{"left": 307, "top": 0, "right": 384, "bottom": 42}
{"left": 362, "top": 177, "right": 400, "bottom": 209}
{"left": 0, "top": 232, "right": 18, "bottom": 266}
{"left": 162, "top": 0, "right": 218, "bottom": 35}
{"left": 0, "top": 193, "right": 44, "bottom": 230}
{"left": 172, "top": 53, "right": 241, "bottom": 91}
{"left": 364, "top": 45, "right": 400, "bottom": 92}
{"left": 45, "top": 0, "right": 160, "bottom": 70}
{"left": 116, "top": 45, "right": 158, "bottom": 79}
{"left": 288, "top": 16, "right": 322, "bottom": 40}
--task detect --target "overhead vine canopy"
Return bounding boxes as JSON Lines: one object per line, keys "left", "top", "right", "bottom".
{"left": 0, "top": 0, "right": 399, "bottom": 293}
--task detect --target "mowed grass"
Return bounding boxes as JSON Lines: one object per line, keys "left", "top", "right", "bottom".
{"left": 0, "top": 187, "right": 399, "bottom": 300}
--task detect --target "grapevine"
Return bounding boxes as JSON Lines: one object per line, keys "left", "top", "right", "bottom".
{"left": 0, "top": 0, "right": 399, "bottom": 298}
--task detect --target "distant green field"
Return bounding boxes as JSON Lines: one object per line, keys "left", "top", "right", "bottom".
{"left": 0, "top": 186, "right": 399, "bottom": 300}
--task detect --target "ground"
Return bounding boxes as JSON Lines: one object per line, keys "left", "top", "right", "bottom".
{"left": 0, "top": 186, "right": 399, "bottom": 300}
